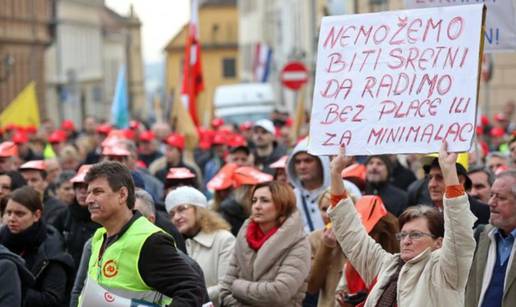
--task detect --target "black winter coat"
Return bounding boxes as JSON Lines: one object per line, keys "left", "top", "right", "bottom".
{"left": 0, "top": 222, "right": 74, "bottom": 307}
{"left": 365, "top": 181, "right": 409, "bottom": 217}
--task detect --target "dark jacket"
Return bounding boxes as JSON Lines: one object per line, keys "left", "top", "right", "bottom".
{"left": 253, "top": 141, "right": 287, "bottom": 175}
{"left": 42, "top": 192, "right": 67, "bottom": 227}
{"left": 364, "top": 181, "right": 408, "bottom": 217}
{"left": 466, "top": 195, "right": 490, "bottom": 227}
{"left": 219, "top": 194, "right": 248, "bottom": 236}
{"left": 0, "top": 223, "right": 74, "bottom": 307}
{"left": 139, "top": 151, "right": 163, "bottom": 168}
{"left": 390, "top": 160, "right": 417, "bottom": 190}
{"left": 52, "top": 202, "right": 100, "bottom": 273}
{"left": 154, "top": 211, "right": 187, "bottom": 254}
{"left": 97, "top": 212, "right": 207, "bottom": 306}
{"left": 0, "top": 244, "right": 35, "bottom": 307}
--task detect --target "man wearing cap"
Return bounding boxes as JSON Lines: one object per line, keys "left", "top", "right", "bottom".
{"left": 81, "top": 161, "right": 205, "bottom": 306}
{"left": 465, "top": 170, "right": 516, "bottom": 307}
{"left": 18, "top": 160, "right": 66, "bottom": 226}
{"left": 0, "top": 141, "right": 18, "bottom": 173}
{"left": 425, "top": 158, "right": 490, "bottom": 226}
{"left": 53, "top": 165, "right": 100, "bottom": 273}
{"left": 138, "top": 130, "right": 163, "bottom": 167}
{"left": 155, "top": 133, "right": 200, "bottom": 186}
{"left": 364, "top": 155, "right": 408, "bottom": 217}
{"left": 251, "top": 119, "right": 287, "bottom": 175}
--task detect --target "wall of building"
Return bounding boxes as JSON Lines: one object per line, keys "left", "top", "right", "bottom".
{"left": 0, "top": 0, "right": 54, "bottom": 118}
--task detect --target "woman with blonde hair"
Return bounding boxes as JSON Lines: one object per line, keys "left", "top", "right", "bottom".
{"left": 165, "top": 186, "right": 235, "bottom": 306}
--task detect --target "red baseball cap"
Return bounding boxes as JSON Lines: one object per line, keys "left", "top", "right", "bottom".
{"left": 139, "top": 130, "right": 155, "bottom": 142}
{"left": 211, "top": 118, "right": 224, "bottom": 129}
{"left": 61, "top": 119, "right": 75, "bottom": 131}
{"left": 48, "top": 130, "right": 67, "bottom": 144}
{"left": 166, "top": 133, "right": 185, "bottom": 150}
{"left": 102, "top": 146, "right": 130, "bottom": 157}
{"left": 19, "top": 160, "right": 47, "bottom": 171}
{"left": 0, "top": 141, "right": 18, "bottom": 158}
{"left": 212, "top": 133, "right": 227, "bottom": 146}
{"left": 270, "top": 155, "right": 288, "bottom": 169}
{"left": 11, "top": 132, "right": 29, "bottom": 144}
{"left": 233, "top": 166, "right": 272, "bottom": 187}
{"left": 166, "top": 167, "right": 196, "bottom": 179}
{"left": 70, "top": 164, "right": 93, "bottom": 183}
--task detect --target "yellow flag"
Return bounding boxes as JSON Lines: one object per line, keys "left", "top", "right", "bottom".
{"left": 0, "top": 81, "right": 40, "bottom": 128}
{"left": 171, "top": 95, "right": 199, "bottom": 150}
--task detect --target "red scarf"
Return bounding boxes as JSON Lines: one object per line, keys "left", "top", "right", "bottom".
{"left": 246, "top": 220, "right": 279, "bottom": 251}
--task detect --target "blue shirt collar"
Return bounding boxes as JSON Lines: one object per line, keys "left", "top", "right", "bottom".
{"left": 494, "top": 228, "right": 516, "bottom": 240}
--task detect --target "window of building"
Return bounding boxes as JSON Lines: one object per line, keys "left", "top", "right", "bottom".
{"left": 222, "top": 58, "right": 236, "bottom": 78}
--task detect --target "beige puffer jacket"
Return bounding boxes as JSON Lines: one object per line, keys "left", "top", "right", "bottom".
{"left": 219, "top": 211, "right": 311, "bottom": 306}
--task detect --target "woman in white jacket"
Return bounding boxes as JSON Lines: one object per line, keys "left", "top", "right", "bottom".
{"left": 328, "top": 142, "right": 477, "bottom": 307}
{"left": 166, "top": 186, "right": 235, "bottom": 306}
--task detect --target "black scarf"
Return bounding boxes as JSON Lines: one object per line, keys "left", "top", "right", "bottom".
{"left": 70, "top": 202, "right": 92, "bottom": 222}
{"left": 0, "top": 221, "right": 47, "bottom": 268}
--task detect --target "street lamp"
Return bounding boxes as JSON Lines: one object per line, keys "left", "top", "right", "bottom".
{"left": 0, "top": 54, "right": 15, "bottom": 82}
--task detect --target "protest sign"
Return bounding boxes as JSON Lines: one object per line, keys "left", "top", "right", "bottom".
{"left": 406, "top": 0, "right": 516, "bottom": 52}
{"left": 308, "top": 4, "right": 485, "bottom": 156}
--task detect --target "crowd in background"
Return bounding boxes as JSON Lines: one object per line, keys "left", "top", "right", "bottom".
{"left": 0, "top": 99, "right": 514, "bottom": 307}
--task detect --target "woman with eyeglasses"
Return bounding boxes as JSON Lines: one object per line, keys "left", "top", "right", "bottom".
{"left": 328, "top": 142, "right": 476, "bottom": 307}
{"left": 165, "top": 186, "right": 235, "bottom": 306}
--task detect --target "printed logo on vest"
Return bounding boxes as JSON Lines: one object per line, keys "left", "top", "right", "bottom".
{"left": 104, "top": 291, "right": 115, "bottom": 303}
{"left": 102, "top": 260, "right": 118, "bottom": 278}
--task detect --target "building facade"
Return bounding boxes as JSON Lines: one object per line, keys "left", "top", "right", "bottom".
{"left": 164, "top": 0, "right": 239, "bottom": 126}
{"left": 238, "top": 0, "right": 516, "bottom": 118}
{"left": 0, "top": 0, "right": 55, "bottom": 118}
{"left": 45, "top": 0, "right": 145, "bottom": 126}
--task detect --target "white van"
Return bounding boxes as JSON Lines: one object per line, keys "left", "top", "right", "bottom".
{"left": 213, "top": 83, "right": 275, "bottom": 125}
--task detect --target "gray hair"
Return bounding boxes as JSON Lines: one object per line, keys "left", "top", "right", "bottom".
{"left": 468, "top": 166, "right": 495, "bottom": 186}
{"left": 496, "top": 170, "right": 516, "bottom": 197}
{"left": 487, "top": 152, "right": 509, "bottom": 163}
{"left": 135, "top": 188, "right": 156, "bottom": 218}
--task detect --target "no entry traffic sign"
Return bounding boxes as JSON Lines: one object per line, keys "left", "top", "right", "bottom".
{"left": 280, "top": 61, "right": 308, "bottom": 91}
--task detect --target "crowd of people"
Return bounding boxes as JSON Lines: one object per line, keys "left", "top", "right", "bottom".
{"left": 0, "top": 104, "right": 514, "bottom": 307}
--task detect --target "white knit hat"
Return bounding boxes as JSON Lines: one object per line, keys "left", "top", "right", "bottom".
{"left": 165, "top": 186, "right": 208, "bottom": 213}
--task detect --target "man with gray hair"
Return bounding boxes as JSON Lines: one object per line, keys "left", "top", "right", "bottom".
{"left": 134, "top": 188, "right": 186, "bottom": 253}
{"left": 466, "top": 170, "right": 516, "bottom": 307}
{"left": 486, "top": 152, "right": 509, "bottom": 174}
{"left": 468, "top": 166, "right": 495, "bottom": 204}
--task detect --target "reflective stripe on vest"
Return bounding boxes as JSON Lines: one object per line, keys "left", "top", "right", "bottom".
{"left": 88, "top": 216, "right": 172, "bottom": 306}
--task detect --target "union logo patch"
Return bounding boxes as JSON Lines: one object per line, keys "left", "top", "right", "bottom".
{"left": 102, "top": 260, "right": 118, "bottom": 278}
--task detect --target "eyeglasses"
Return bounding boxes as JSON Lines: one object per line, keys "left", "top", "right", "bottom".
{"left": 395, "top": 231, "right": 436, "bottom": 241}
{"left": 169, "top": 204, "right": 192, "bottom": 219}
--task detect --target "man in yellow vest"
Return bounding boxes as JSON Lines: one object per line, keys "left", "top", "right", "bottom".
{"left": 81, "top": 161, "right": 205, "bottom": 306}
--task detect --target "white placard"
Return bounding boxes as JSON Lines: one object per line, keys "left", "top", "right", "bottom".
{"left": 406, "top": 0, "right": 516, "bottom": 52}
{"left": 308, "top": 4, "right": 485, "bottom": 156}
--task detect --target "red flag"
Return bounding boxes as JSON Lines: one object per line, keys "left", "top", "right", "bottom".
{"left": 181, "top": 0, "right": 204, "bottom": 126}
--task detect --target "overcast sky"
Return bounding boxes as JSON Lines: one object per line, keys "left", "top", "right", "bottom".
{"left": 106, "top": 0, "right": 190, "bottom": 63}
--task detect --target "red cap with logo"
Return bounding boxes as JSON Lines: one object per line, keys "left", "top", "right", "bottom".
{"left": 48, "top": 130, "right": 67, "bottom": 144}
{"left": 11, "top": 132, "right": 29, "bottom": 144}
{"left": 139, "top": 130, "right": 155, "bottom": 142}
{"left": 61, "top": 119, "right": 76, "bottom": 131}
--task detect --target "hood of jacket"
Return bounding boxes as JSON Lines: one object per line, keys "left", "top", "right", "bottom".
{"left": 0, "top": 244, "right": 35, "bottom": 286}
{"left": 286, "top": 138, "right": 330, "bottom": 192}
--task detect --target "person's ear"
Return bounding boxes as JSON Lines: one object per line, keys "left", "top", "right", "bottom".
{"left": 433, "top": 237, "right": 443, "bottom": 250}
{"left": 33, "top": 209, "right": 42, "bottom": 222}
{"left": 119, "top": 187, "right": 128, "bottom": 205}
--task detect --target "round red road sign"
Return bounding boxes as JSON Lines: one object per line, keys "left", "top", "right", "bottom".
{"left": 280, "top": 61, "right": 308, "bottom": 91}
